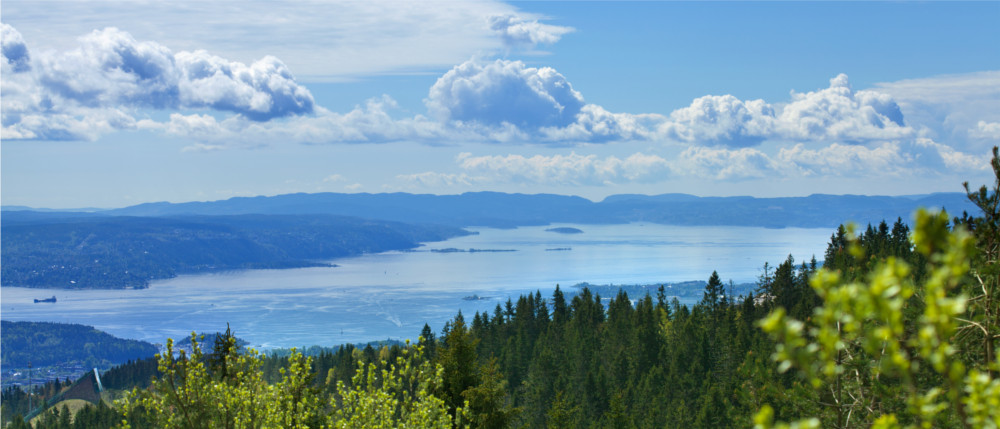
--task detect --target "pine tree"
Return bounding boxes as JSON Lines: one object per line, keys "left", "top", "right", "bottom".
{"left": 701, "top": 271, "right": 725, "bottom": 313}
{"left": 438, "top": 312, "right": 479, "bottom": 417}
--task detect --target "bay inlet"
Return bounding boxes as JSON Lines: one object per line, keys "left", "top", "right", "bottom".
{"left": 0, "top": 223, "right": 832, "bottom": 349}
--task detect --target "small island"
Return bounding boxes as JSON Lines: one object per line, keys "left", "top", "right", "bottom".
{"left": 462, "top": 294, "right": 490, "bottom": 301}
{"left": 545, "top": 227, "right": 583, "bottom": 234}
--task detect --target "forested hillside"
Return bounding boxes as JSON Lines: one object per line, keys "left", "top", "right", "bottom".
{"left": 13, "top": 204, "right": 995, "bottom": 428}
{"left": 0, "top": 214, "right": 468, "bottom": 289}
{"left": 0, "top": 321, "right": 158, "bottom": 393}
{"left": 5, "top": 148, "right": 998, "bottom": 428}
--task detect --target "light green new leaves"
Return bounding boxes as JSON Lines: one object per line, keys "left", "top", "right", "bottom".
{"left": 119, "top": 334, "right": 293, "bottom": 429}
{"left": 329, "top": 341, "right": 459, "bottom": 429}
{"left": 756, "top": 210, "right": 1000, "bottom": 429}
{"left": 119, "top": 337, "right": 462, "bottom": 428}
{"left": 266, "top": 350, "right": 321, "bottom": 428}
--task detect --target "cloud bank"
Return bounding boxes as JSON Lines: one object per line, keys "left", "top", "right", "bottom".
{"left": 398, "top": 135, "right": 991, "bottom": 190}
{"left": 3, "top": 23, "right": 993, "bottom": 186}
{"left": 139, "top": 58, "right": 659, "bottom": 147}
{"left": 1, "top": 23, "right": 970, "bottom": 155}
{"left": 2, "top": 24, "right": 315, "bottom": 140}
{"left": 657, "top": 74, "right": 913, "bottom": 147}
{"left": 678, "top": 138, "right": 990, "bottom": 182}
{"left": 400, "top": 152, "right": 670, "bottom": 187}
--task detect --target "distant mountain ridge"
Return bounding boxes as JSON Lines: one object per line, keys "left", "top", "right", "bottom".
{"left": 101, "top": 192, "right": 595, "bottom": 228}
{"left": 1, "top": 191, "right": 976, "bottom": 289}
{"left": 77, "top": 191, "right": 979, "bottom": 229}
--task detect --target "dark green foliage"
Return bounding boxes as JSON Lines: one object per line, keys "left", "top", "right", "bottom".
{"left": 754, "top": 254, "right": 819, "bottom": 321}
{"left": 69, "top": 401, "right": 123, "bottom": 428}
{"left": 2, "top": 381, "right": 122, "bottom": 428}
{"left": 29, "top": 216, "right": 962, "bottom": 428}
{"left": 100, "top": 357, "right": 160, "bottom": 390}
{"left": 6, "top": 415, "right": 32, "bottom": 429}
{"left": 442, "top": 280, "right": 742, "bottom": 427}
{"left": 27, "top": 401, "right": 122, "bottom": 429}
{"left": 701, "top": 270, "right": 725, "bottom": 311}
{"left": 419, "top": 323, "right": 437, "bottom": 359}
{"left": 208, "top": 323, "right": 239, "bottom": 381}
{"left": 439, "top": 312, "right": 479, "bottom": 416}
{"left": 1, "top": 382, "right": 66, "bottom": 426}
{"left": 435, "top": 249, "right": 863, "bottom": 429}
{"left": 14, "top": 165, "right": 995, "bottom": 428}
{"left": 1, "top": 321, "right": 158, "bottom": 369}
{"left": 822, "top": 218, "right": 922, "bottom": 282}
{"left": 463, "top": 358, "right": 518, "bottom": 429}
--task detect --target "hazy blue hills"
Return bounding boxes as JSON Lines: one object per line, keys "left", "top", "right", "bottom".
{"left": 1, "top": 213, "right": 468, "bottom": 289}
{"left": 596, "top": 192, "right": 976, "bottom": 228}
{"left": 89, "top": 191, "right": 975, "bottom": 229}
{"left": 1, "top": 191, "right": 975, "bottom": 289}
{"left": 104, "top": 192, "right": 597, "bottom": 228}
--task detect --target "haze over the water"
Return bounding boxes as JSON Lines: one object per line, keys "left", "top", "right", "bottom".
{"left": 0, "top": 223, "right": 834, "bottom": 347}
{"left": 2, "top": 2, "right": 999, "bottom": 209}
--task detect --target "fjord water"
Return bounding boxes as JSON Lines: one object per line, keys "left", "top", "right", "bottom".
{"left": 1, "top": 223, "right": 832, "bottom": 349}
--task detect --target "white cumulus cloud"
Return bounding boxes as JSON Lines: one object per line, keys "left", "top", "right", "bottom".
{"left": 658, "top": 95, "right": 775, "bottom": 147}
{"left": 38, "top": 27, "right": 315, "bottom": 118}
{"left": 777, "top": 73, "right": 912, "bottom": 143}
{"left": 655, "top": 74, "right": 914, "bottom": 147}
{"left": 2, "top": 24, "right": 315, "bottom": 141}
{"left": 2, "top": 23, "right": 31, "bottom": 72}
{"left": 971, "top": 121, "right": 1000, "bottom": 140}
{"left": 487, "top": 14, "right": 574, "bottom": 50}
{"left": 5, "top": 19, "right": 992, "bottom": 176}
{"left": 426, "top": 59, "right": 584, "bottom": 129}
{"left": 174, "top": 50, "right": 314, "bottom": 120}
{"left": 541, "top": 104, "right": 662, "bottom": 143}
{"left": 424, "top": 58, "right": 654, "bottom": 143}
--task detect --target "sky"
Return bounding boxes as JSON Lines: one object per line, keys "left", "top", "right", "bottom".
{"left": 2, "top": 1, "right": 999, "bottom": 209}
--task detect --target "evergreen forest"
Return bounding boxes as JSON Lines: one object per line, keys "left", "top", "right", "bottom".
{"left": 3, "top": 147, "right": 999, "bottom": 428}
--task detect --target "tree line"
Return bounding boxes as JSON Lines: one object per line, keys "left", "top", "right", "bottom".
{"left": 6, "top": 147, "right": 998, "bottom": 428}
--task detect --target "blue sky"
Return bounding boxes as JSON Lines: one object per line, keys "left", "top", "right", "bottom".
{"left": 2, "top": 1, "right": 999, "bottom": 209}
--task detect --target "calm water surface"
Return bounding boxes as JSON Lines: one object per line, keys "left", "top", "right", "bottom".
{"left": 1, "top": 223, "right": 832, "bottom": 349}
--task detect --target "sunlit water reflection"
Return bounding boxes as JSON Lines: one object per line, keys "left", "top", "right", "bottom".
{"left": 1, "top": 223, "right": 832, "bottom": 349}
